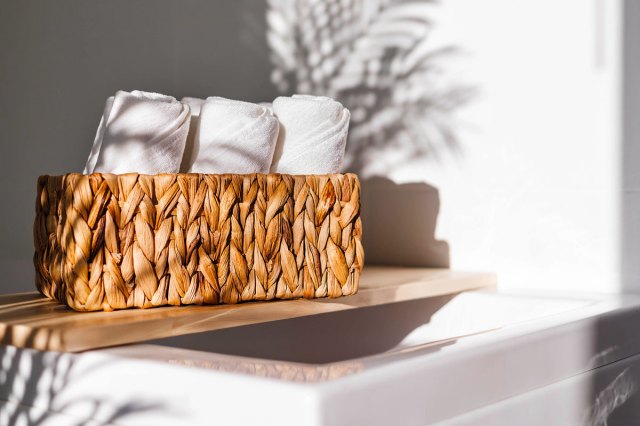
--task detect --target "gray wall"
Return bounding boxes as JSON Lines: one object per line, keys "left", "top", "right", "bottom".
{"left": 0, "top": 1, "right": 277, "bottom": 292}
{"left": 623, "top": 0, "right": 640, "bottom": 291}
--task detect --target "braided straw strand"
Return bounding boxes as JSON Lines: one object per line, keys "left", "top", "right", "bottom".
{"left": 34, "top": 173, "right": 363, "bottom": 312}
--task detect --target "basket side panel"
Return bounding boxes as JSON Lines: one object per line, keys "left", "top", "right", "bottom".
{"left": 33, "top": 175, "right": 66, "bottom": 302}
{"left": 35, "top": 173, "right": 363, "bottom": 311}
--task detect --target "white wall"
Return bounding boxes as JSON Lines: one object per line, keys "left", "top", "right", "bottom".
{"left": 364, "top": 0, "right": 625, "bottom": 293}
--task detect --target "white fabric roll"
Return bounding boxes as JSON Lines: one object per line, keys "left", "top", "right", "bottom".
{"left": 179, "top": 97, "right": 206, "bottom": 172}
{"left": 270, "top": 95, "right": 350, "bottom": 174}
{"left": 83, "top": 96, "right": 114, "bottom": 174}
{"left": 187, "top": 97, "right": 279, "bottom": 174}
{"left": 181, "top": 96, "right": 205, "bottom": 116}
{"left": 91, "top": 90, "right": 190, "bottom": 174}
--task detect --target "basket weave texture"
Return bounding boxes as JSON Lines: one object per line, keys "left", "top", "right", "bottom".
{"left": 34, "top": 173, "right": 363, "bottom": 312}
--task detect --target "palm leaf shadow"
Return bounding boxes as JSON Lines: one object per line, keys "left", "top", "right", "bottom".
{"left": 0, "top": 338, "right": 165, "bottom": 426}
{"left": 266, "top": 0, "right": 477, "bottom": 174}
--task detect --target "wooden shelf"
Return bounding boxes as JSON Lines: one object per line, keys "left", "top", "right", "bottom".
{"left": 0, "top": 267, "right": 495, "bottom": 352}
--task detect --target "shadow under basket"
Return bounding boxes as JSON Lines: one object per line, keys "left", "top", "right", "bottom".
{"left": 34, "top": 173, "right": 363, "bottom": 312}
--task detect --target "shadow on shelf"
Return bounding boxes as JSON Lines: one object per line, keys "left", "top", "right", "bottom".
{"left": 151, "top": 294, "right": 454, "bottom": 364}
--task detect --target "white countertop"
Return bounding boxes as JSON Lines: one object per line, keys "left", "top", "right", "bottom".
{"left": 1, "top": 289, "right": 639, "bottom": 425}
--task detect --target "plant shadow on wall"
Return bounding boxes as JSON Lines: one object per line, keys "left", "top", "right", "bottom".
{"left": 266, "top": 0, "right": 475, "bottom": 266}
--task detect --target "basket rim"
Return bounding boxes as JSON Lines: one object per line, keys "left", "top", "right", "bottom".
{"left": 38, "top": 172, "right": 360, "bottom": 179}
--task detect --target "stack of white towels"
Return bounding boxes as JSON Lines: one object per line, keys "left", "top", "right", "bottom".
{"left": 83, "top": 90, "right": 351, "bottom": 175}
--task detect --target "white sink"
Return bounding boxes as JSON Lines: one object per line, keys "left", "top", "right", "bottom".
{"left": 2, "top": 290, "right": 639, "bottom": 426}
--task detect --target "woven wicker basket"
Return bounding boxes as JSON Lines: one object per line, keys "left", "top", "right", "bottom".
{"left": 34, "top": 173, "right": 363, "bottom": 312}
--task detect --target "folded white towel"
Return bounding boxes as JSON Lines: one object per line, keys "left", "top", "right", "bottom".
{"left": 270, "top": 95, "right": 350, "bottom": 174}
{"left": 90, "top": 90, "right": 191, "bottom": 175}
{"left": 83, "top": 96, "right": 114, "bottom": 174}
{"left": 179, "top": 97, "right": 206, "bottom": 173}
{"left": 187, "top": 97, "right": 279, "bottom": 174}
{"left": 182, "top": 96, "right": 205, "bottom": 116}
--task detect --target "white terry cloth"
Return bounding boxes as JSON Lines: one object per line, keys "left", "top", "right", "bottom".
{"left": 91, "top": 90, "right": 191, "bottom": 174}
{"left": 187, "top": 97, "right": 279, "bottom": 174}
{"left": 83, "top": 96, "right": 114, "bottom": 174}
{"left": 270, "top": 95, "right": 350, "bottom": 174}
{"left": 179, "top": 97, "right": 206, "bottom": 173}
{"left": 182, "top": 96, "right": 205, "bottom": 116}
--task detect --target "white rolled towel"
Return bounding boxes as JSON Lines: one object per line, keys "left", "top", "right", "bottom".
{"left": 89, "top": 90, "right": 191, "bottom": 174}
{"left": 179, "top": 97, "right": 206, "bottom": 172}
{"left": 270, "top": 95, "right": 350, "bottom": 174}
{"left": 83, "top": 96, "right": 114, "bottom": 174}
{"left": 187, "top": 97, "right": 279, "bottom": 174}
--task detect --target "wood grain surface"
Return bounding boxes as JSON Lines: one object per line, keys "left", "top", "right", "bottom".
{"left": 0, "top": 267, "right": 496, "bottom": 352}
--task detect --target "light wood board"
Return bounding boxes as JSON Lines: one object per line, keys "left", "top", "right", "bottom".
{"left": 0, "top": 267, "right": 496, "bottom": 352}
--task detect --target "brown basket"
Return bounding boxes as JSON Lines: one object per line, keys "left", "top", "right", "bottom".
{"left": 34, "top": 173, "right": 363, "bottom": 312}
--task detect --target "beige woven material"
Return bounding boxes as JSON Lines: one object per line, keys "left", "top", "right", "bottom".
{"left": 34, "top": 173, "right": 363, "bottom": 312}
